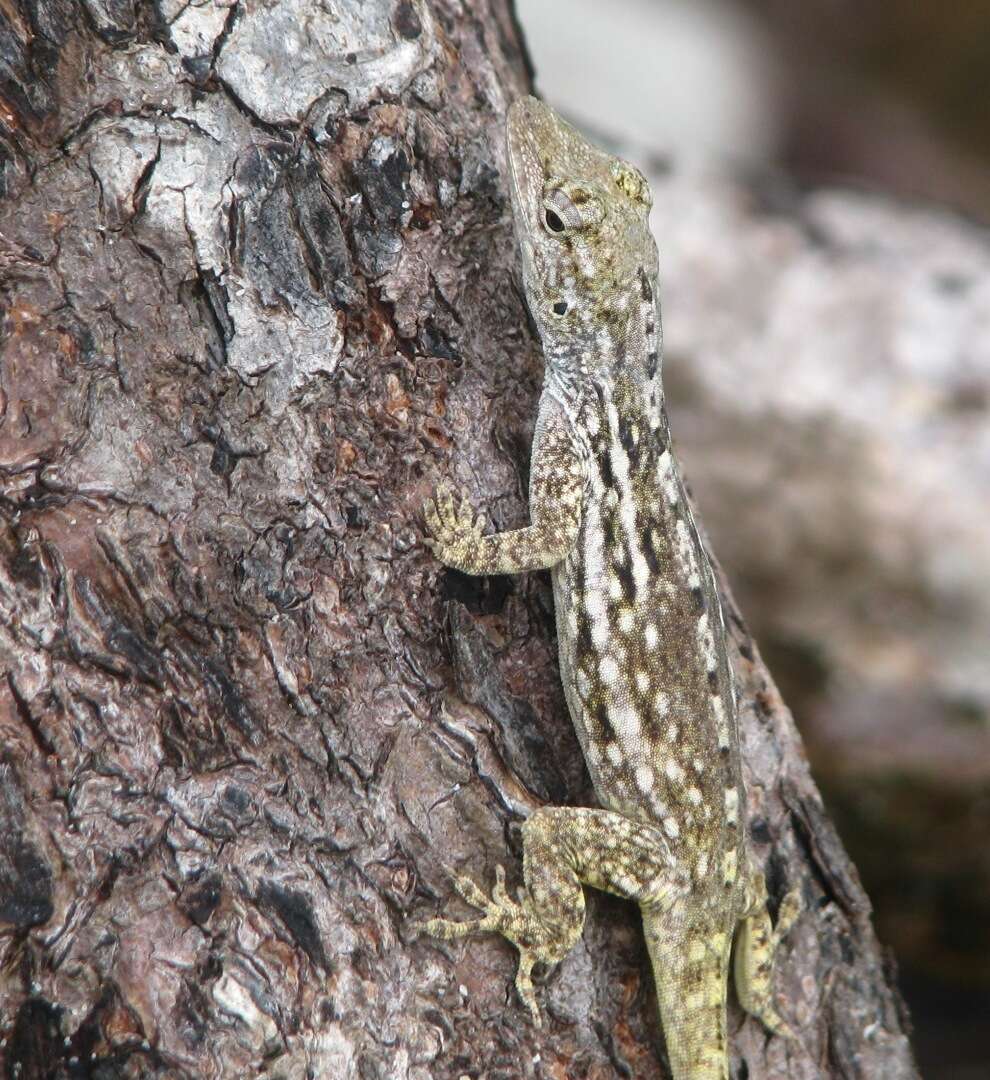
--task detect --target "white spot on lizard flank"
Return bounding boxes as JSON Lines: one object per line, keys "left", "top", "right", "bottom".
{"left": 725, "top": 786, "right": 739, "bottom": 824}
{"left": 600, "top": 655, "right": 620, "bottom": 684}
{"left": 613, "top": 703, "right": 642, "bottom": 742}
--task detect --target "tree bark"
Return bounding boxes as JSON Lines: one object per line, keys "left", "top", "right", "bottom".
{"left": 0, "top": 1, "right": 918, "bottom": 1078}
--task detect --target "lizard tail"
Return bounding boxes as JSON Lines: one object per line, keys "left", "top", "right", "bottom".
{"left": 642, "top": 908, "right": 732, "bottom": 1080}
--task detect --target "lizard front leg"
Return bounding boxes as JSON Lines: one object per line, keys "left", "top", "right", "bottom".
{"left": 424, "top": 397, "right": 584, "bottom": 575}
{"left": 424, "top": 806, "right": 681, "bottom": 1025}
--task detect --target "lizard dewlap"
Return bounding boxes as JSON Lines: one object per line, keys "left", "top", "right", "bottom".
{"left": 424, "top": 95, "right": 800, "bottom": 1080}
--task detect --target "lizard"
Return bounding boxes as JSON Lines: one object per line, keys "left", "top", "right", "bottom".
{"left": 423, "top": 95, "right": 801, "bottom": 1080}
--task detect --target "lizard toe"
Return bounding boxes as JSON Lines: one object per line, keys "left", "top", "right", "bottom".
{"left": 514, "top": 952, "right": 543, "bottom": 1028}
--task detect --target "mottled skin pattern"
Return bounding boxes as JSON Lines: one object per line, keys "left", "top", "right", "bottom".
{"left": 424, "top": 98, "right": 800, "bottom": 1079}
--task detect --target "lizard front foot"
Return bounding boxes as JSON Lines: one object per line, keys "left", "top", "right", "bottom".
{"left": 423, "top": 484, "right": 488, "bottom": 571}
{"left": 422, "top": 865, "right": 550, "bottom": 1026}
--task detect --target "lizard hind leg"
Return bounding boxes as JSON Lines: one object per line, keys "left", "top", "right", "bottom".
{"left": 733, "top": 869, "right": 802, "bottom": 1038}
{"left": 423, "top": 805, "right": 677, "bottom": 1026}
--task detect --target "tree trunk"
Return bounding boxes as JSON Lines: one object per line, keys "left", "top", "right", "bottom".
{"left": 0, "top": 1, "right": 919, "bottom": 1077}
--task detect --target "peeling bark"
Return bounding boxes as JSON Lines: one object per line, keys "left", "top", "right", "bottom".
{"left": 0, "top": 1, "right": 918, "bottom": 1077}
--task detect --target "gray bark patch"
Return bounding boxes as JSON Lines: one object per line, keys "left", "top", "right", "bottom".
{"left": 215, "top": 0, "right": 438, "bottom": 124}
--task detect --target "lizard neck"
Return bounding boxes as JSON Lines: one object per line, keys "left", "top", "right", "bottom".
{"left": 540, "top": 272, "right": 663, "bottom": 414}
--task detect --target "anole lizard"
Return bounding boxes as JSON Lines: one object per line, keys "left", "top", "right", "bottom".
{"left": 424, "top": 96, "right": 800, "bottom": 1080}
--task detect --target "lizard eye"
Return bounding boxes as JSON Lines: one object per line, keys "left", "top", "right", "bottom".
{"left": 544, "top": 209, "right": 565, "bottom": 233}
{"left": 542, "top": 189, "right": 581, "bottom": 234}
{"left": 543, "top": 186, "right": 603, "bottom": 234}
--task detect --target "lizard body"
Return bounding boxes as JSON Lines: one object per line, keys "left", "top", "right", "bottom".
{"left": 425, "top": 96, "right": 799, "bottom": 1080}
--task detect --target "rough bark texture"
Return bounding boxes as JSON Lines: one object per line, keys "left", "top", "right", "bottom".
{"left": 0, "top": 2, "right": 918, "bottom": 1078}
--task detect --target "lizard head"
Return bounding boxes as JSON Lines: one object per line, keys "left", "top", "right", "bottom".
{"left": 506, "top": 96, "right": 658, "bottom": 356}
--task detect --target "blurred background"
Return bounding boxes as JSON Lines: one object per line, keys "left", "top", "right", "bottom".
{"left": 514, "top": 1, "right": 990, "bottom": 1076}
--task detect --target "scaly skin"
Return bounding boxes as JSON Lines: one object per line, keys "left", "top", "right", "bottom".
{"left": 424, "top": 96, "right": 800, "bottom": 1079}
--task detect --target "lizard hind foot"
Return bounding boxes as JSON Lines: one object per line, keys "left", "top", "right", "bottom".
{"left": 422, "top": 864, "right": 555, "bottom": 1026}
{"left": 734, "top": 879, "right": 803, "bottom": 1040}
